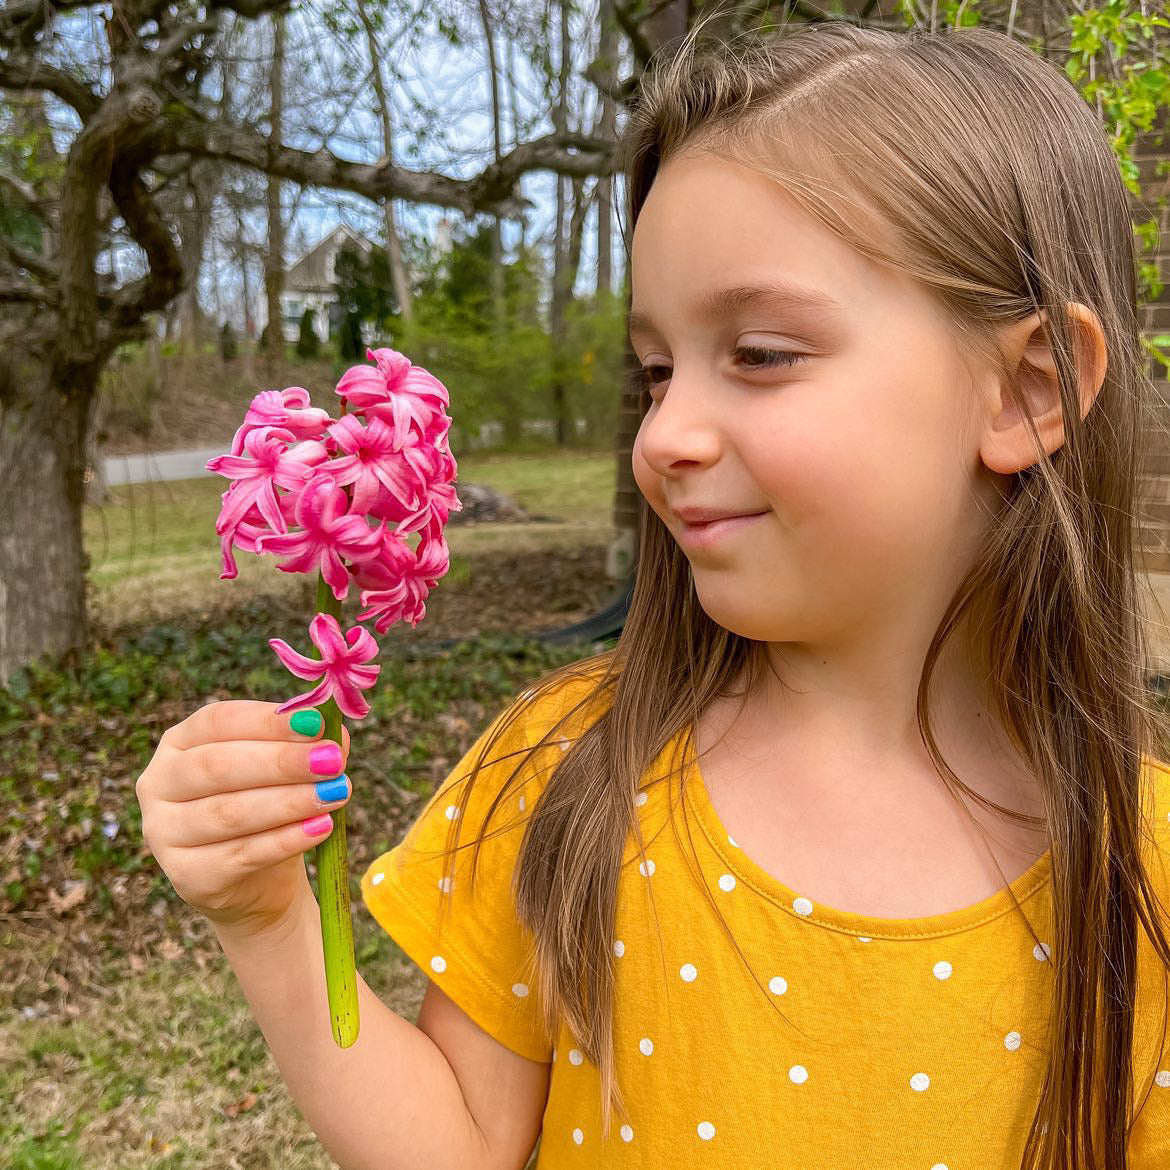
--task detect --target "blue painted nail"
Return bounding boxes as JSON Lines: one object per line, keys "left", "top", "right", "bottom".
{"left": 315, "top": 775, "right": 350, "bottom": 804}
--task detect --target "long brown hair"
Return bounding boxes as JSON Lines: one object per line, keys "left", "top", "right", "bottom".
{"left": 436, "top": 19, "right": 1170, "bottom": 1168}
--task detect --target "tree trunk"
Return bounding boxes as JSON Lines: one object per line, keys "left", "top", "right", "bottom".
{"left": 595, "top": 0, "right": 618, "bottom": 300}
{"left": 476, "top": 0, "right": 507, "bottom": 341}
{"left": 264, "top": 11, "right": 286, "bottom": 376}
{"left": 356, "top": 0, "right": 414, "bottom": 338}
{"left": 549, "top": 0, "right": 573, "bottom": 447}
{"left": 0, "top": 364, "right": 94, "bottom": 683}
{"left": 607, "top": 0, "right": 691, "bottom": 581}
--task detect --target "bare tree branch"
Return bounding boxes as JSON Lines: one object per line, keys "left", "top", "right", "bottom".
{"left": 147, "top": 116, "right": 614, "bottom": 219}
{"left": 0, "top": 277, "right": 56, "bottom": 305}
{"left": 107, "top": 165, "right": 185, "bottom": 317}
{"left": 0, "top": 55, "right": 102, "bottom": 119}
{"left": 0, "top": 171, "right": 55, "bottom": 224}
{"left": 0, "top": 235, "right": 55, "bottom": 283}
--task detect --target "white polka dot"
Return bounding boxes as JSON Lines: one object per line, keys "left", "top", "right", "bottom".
{"left": 638, "top": 859, "right": 656, "bottom": 877}
{"left": 613, "top": 939, "right": 625, "bottom": 957}
{"left": 572, "top": 1128, "right": 583, "bottom": 1145}
{"left": 430, "top": 955, "right": 447, "bottom": 973}
{"left": 518, "top": 794, "right": 526, "bottom": 811}
{"left": 858, "top": 936, "right": 871, "bottom": 943}
{"left": 557, "top": 737, "right": 571, "bottom": 752}
{"left": 933, "top": 960, "right": 953, "bottom": 980}
{"left": 718, "top": 873, "right": 736, "bottom": 891}
{"left": 552, "top": 1047, "right": 558, "bottom": 1062}
{"left": 680, "top": 962, "right": 698, "bottom": 982}
{"left": 793, "top": 896, "right": 814, "bottom": 916}
{"left": 620, "top": 1124, "right": 634, "bottom": 1142}
{"left": 438, "top": 876, "right": 453, "bottom": 894}
{"left": 512, "top": 983, "right": 529, "bottom": 997}
{"left": 910, "top": 1072, "right": 930, "bottom": 1091}
{"left": 371, "top": 871, "right": 385, "bottom": 886}
{"left": 639, "top": 1037, "right": 654, "bottom": 1055}
{"left": 727, "top": 834, "right": 738, "bottom": 847}
{"left": 789, "top": 1065, "right": 808, "bottom": 1084}
{"left": 931, "top": 1165, "right": 950, "bottom": 1170}
{"left": 1004, "top": 1031, "right": 1022, "bottom": 1051}
{"left": 1033, "top": 941, "right": 1051, "bottom": 962}
{"left": 1156, "top": 1069, "right": 1170, "bottom": 1088}
{"left": 568, "top": 1048, "right": 584, "bottom": 1066}
{"left": 444, "top": 804, "right": 459, "bottom": 820}
{"left": 768, "top": 976, "right": 788, "bottom": 995}
{"left": 697, "top": 1121, "right": 716, "bottom": 1140}
{"left": 634, "top": 791, "right": 648, "bottom": 807}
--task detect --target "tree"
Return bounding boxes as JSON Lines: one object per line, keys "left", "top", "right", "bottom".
{"left": 296, "top": 307, "right": 320, "bottom": 358}
{"left": 0, "top": 0, "right": 613, "bottom": 681}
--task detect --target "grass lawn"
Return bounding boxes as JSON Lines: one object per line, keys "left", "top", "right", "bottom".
{"left": 84, "top": 448, "right": 620, "bottom": 627}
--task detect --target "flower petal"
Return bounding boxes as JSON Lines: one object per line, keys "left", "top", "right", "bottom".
{"left": 268, "top": 637, "right": 326, "bottom": 681}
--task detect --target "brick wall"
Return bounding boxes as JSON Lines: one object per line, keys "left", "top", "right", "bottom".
{"left": 1135, "top": 106, "right": 1170, "bottom": 572}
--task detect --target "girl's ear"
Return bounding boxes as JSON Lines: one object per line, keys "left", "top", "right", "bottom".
{"left": 978, "top": 303, "right": 1108, "bottom": 475}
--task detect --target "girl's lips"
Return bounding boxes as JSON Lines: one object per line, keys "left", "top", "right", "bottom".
{"left": 677, "top": 511, "right": 767, "bottom": 549}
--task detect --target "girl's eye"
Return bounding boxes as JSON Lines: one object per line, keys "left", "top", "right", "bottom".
{"left": 639, "top": 347, "right": 805, "bottom": 394}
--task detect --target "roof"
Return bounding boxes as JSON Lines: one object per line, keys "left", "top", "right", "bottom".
{"left": 285, "top": 224, "right": 373, "bottom": 292}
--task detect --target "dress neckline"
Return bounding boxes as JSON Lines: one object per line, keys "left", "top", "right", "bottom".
{"left": 679, "top": 732, "right": 1054, "bottom": 940}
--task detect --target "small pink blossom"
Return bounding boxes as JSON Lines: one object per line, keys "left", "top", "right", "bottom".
{"left": 254, "top": 474, "right": 384, "bottom": 601}
{"left": 207, "top": 431, "right": 328, "bottom": 529}
{"left": 326, "top": 414, "right": 419, "bottom": 514}
{"left": 269, "top": 612, "right": 381, "bottom": 719}
{"left": 335, "top": 347, "right": 451, "bottom": 449}
{"left": 230, "top": 387, "right": 333, "bottom": 456}
{"left": 358, "top": 532, "right": 451, "bottom": 633}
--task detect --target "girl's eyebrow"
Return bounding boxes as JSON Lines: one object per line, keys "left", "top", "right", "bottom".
{"left": 628, "top": 280, "right": 844, "bottom": 340}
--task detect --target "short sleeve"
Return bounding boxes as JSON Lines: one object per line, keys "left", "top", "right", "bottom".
{"left": 360, "top": 676, "right": 604, "bottom": 1062}
{"left": 1129, "top": 756, "right": 1170, "bottom": 1166}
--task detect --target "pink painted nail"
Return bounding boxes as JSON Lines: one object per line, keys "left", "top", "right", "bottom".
{"left": 309, "top": 742, "right": 343, "bottom": 776}
{"left": 303, "top": 813, "right": 333, "bottom": 836}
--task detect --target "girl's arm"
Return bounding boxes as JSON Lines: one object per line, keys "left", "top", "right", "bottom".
{"left": 213, "top": 883, "right": 549, "bottom": 1170}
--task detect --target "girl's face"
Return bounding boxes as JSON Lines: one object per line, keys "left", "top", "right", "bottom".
{"left": 631, "top": 150, "right": 1008, "bottom": 649}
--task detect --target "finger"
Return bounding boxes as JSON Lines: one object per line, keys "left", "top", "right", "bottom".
{"left": 161, "top": 776, "right": 353, "bottom": 848}
{"left": 163, "top": 701, "right": 352, "bottom": 755}
{"left": 154, "top": 735, "right": 351, "bottom": 802}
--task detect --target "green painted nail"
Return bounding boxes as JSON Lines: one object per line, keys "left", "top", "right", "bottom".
{"left": 290, "top": 709, "right": 323, "bottom": 736}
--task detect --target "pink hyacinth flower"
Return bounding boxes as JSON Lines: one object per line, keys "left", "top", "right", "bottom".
{"left": 335, "top": 347, "right": 451, "bottom": 449}
{"left": 358, "top": 532, "right": 451, "bottom": 633}
{"left": 207, "top": 428, "right": 328, "bottom": 537}
{"left": 230, "top": 387, "right": 333, "bottom": 456}
{"left": 269, "top": 612, "right": 381, "bottom": 720}
{"left": 365, "top": 437, "right": 462, "bottom": 537}
{"left": 254, "top": 473, "right": 384, "bottom": 601}
{"left": 326, "top": 414, "right": 420, "bottom": 515}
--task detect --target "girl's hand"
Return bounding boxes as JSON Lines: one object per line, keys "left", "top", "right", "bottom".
{"left": 135, "top": 700, "right": 352, "bottom": 939}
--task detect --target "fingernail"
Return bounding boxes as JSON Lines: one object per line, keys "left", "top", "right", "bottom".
{"left": 290, "top": 709, "right": 323, "bottom": 736}
{"left": 315, "top": 775, "right": 350, "bottom": 805}
{"left": 309, "top": 742, "right": 343, "bottom": 775}
{"left": 303, "top": 813, "right": 333, "bottom": 836}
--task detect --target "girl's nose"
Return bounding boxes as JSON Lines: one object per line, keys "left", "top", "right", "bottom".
{"left": 637, "top": 375, "right": 724, "bottom": 471}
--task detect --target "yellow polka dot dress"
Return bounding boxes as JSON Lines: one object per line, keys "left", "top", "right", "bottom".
{"left": 362, "top": 678, "right": 1170, "bottom": 1167}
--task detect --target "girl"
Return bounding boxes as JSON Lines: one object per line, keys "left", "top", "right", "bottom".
{"left": 136, "top": 19, "right": 1170, "bottom": 1170}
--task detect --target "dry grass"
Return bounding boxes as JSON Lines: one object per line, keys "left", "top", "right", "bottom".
{"left": 3, "top": 913, "right": 431, "bottom": 1169}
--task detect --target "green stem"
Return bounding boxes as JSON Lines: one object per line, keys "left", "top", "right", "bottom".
{"left": 311, "top": 572, "right": 360, "bottom": 1047}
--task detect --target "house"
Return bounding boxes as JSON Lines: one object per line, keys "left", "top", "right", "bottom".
{"left": 269, "top": 216, "right": 456, "bottom": 344}
{"left": 277, "top": 224, "right": 373, "bottom": 343}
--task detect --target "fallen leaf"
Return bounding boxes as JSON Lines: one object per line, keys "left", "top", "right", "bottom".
{"left": 48, "top": 881, "right": 88, "bottom": 914}
{"left": 224, "top": 1091, "right": 259, "bottom": 1118}
{"left": 158, "top": 937, "right": 184, "bottom": 961}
